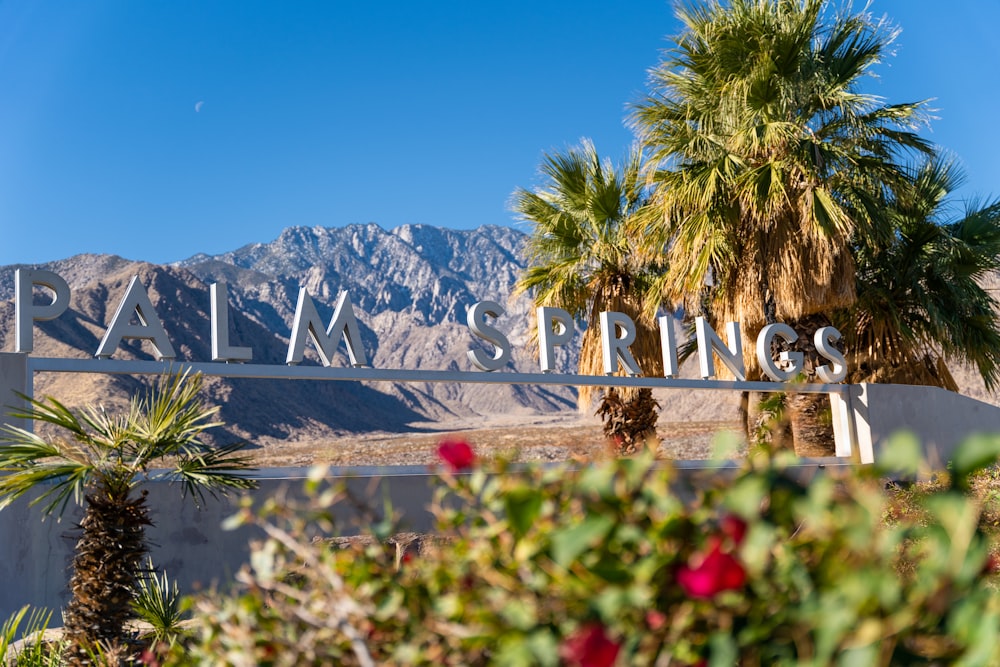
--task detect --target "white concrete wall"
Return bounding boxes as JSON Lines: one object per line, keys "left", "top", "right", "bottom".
{"left": 0, "top": 468, "right": 439, "bottom": 621}
{"left": 849, "top": 383, "right": 1000, "bottom": 474}
{"left": 0, "top": 353, "right": 27, "bottom": 433}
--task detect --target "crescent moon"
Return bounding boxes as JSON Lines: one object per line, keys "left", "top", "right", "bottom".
{"left": 195, "top": 101, "right": 204, "bottom": 112}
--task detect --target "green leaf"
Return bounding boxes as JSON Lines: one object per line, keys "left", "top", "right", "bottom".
{"left": 836, "top": 644, "right": 879, "bottom": 667}
{"left": 874, "top": 431, "right": 924, "bottom": 479}
{"left": 593, "top": 586, "right": 649, "bottom": 618}
{"left": 551, "top": 514, "right": 615, "bottom": 568}
{"left": 249, "top": 540, "right": 277, "bottom": 584}
{"left": 723, "top": 474, "right": 768, "bottom": 518}
{"left": 950, "top": 434, "right": 1000, "bottom": 490}
{"left": 504, "top": 487, "right": 543, "bottom": 539}
{"left": 708, "top": 631, "right": 738, "bottom": 667}
{"left": 221, "top": 508, "right": 250, "bottom": 531}
{"left": 525, "top": 631, "right": 560, "bottom": 667}
{"left": 495, "top": 635, "right": 535, "bottom": 667}
{"left": 711, "top": 430, "right": 743, "bottom": 460}
{"left": 375, "top": 588, "right": 404, "bottom": 621}
{"left": 499, "top": 598, "right": 538, "bottom": 630}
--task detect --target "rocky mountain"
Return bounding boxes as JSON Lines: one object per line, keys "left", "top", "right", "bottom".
{"left": 0, "top": 224, "right": 582, "bottom": 446}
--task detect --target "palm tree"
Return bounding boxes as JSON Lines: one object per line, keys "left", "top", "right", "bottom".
{"left": 0, "top": 371, "right": 257, "bottom": 664}
{"left": 513, "top": 140, "right": 665, "bottom": 454}
{"left": 838, "top": 158, "right": 1000, "bottom": 390}
{"left": 631, "top": 0, "right": 933, "bottom": 454}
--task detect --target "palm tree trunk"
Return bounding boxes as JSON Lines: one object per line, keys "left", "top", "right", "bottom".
{"left": 62, "top": 487, "right": 151, "bottom": 665}
{"left": 786, "top": 314, "right": 837, "bottom": 457}
{"left": 597, "top": 388, "right": 660, "bottom": 456}
{"left": 738, "top": 391, "right": 751, "bottom": 444}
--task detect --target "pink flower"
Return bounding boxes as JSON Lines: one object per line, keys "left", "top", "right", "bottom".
{"left": 437, "top": 439, "right": 476, "bottom": 471}
{"left": 677, "top": 538, "right": 746, "bottom": 599}
{"left": 645, "top": 610, "right": 667, "bottom": 631}
{"left": 720, "top": 515, "right": 748, "bottom": 546}
{"left": 559, "top": 623, "right": 621, "bottom": 667}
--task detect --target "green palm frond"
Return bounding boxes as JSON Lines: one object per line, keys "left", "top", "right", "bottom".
{"left": 0, "top": 372, "right": 257, "bottom": 516}
{"left": 8, "top": 394, "right": 92, "bottom": 443}
{"left": 168, "top": 439, "right": 258, "bottom": 506}
{"left": 0, "top": 433, "right": 96, "bottom": 515}
{"left": 841, "top": 158, "right": 1000, "bottom": 391}
{"left": 0, "top": 421, "right": 97, "bottom": 515}
{"left": 133, "top": 372, "right": 224, "bottom": 456}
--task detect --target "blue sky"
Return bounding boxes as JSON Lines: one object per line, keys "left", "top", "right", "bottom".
{"left": 1, "top": 1, "right": 998, "bottom": 266}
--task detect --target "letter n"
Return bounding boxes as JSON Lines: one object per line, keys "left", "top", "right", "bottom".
{"left": 695, "top": 316, "right": 745, "bottom": 380}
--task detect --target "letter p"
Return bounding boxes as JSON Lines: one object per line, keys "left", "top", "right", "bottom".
{"left": 15, "top": 269, "right": 71, "bottom": 353}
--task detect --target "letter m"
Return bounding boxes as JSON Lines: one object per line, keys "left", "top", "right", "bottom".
{"left": 286, "top": 289, "right": 368, "bottom": 367}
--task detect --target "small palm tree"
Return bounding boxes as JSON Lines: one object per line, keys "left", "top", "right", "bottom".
{"left": 839, "top": 159, "right": 1000, "bottom": 390}
{"left": 0, "top": 371, "right": 257, "bottom": 664}
{"left": 513, "top": 140, "right": 666, "bottom": 454}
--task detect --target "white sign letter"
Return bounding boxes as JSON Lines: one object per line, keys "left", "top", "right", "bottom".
{"left": 15, "top": 269, "right": 71, "bottom": 353}
{"left": 286, "top": 289, "right": 368, "bottom": 367}
{"left": 658, "top": 314, "right": 680, "bottom": 378}
{"left": 96, "top": 276, "right": 176, "bottom": 360}
{"left": 466, "top": 300, "right": 511, "bottom": 371}
{"left": 211, "top": 282, "right": 252, "bottom": 362}
{"left": 815, "top": 326, "right": 847, "bottom": 383}
{"left": 695, "top": 317, "right": 745, "bottom": 380}
{"left": 756, "top": 323, "right": 804, "bottom": 382}
{"left": 600, "top": 311, "right": 641, "bottom": 376}
{"left": 537, "top": 306, "right": 574, "bottom": 373}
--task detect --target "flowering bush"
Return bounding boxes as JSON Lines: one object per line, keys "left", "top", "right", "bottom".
{"left": 169, "top": 434, "right": 1000, "bottom": 666}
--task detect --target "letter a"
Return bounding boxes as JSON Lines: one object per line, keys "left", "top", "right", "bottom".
{"left": 96, "top": 276, "right": 176, "bottom": 360}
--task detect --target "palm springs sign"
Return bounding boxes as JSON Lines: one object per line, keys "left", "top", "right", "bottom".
{"left": 13, "top": 268, "right": 847, "bottom": 384}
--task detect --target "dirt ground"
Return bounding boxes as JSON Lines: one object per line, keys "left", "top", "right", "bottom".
{"left": 248, "top": 415, "right": 745, "bottom": 468}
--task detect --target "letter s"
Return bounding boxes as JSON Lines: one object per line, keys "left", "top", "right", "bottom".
{"left": 815, "top": 326, "right": 847, "bottom": 383}
{"left": 466, "top": 301, "right": 511, "bottom": 371}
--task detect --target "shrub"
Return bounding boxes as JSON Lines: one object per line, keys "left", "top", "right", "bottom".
{"left": 0, "top": 606, "right": 62, "bottom": 667}
{"left": 172, "top": 436, "right": 1000, "bottom": 666}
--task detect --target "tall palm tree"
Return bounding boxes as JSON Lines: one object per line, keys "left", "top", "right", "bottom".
{"left": 513, "top": 140, "right": 665, "bottom": 454}
{"left": 632, "top": 0, "right": 933, "bottom": 454}
{"left": 0, "top": 371, "right": 257, "bottom": 664}
{"left": 839, "top": 159, "right": 1000, "bottom": 390}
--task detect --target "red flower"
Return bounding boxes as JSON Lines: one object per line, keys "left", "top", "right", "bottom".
{"left": 677, "top": 538, "right": 746, "bottom": 599}
{"left": 437, "top": 439, "right": 476, "bottom": 471}
{"left": 138, "top": 649, "right": 160, "bottom": 667}
{"left": 645, "top": 610, "right": 667, "bottom": 631}
{"left": 983, "top": 553, "right": 1000, "bottom": 575}
{"left": 720, "top": 514, "right": 748, "bottom": 546}
{"left": 560, "top": 623, "right": 621, "bottom": 667}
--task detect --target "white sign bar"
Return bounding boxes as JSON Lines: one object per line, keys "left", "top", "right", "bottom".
{"left": 26, "top": 357, "right": 850, "bottom": 396}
